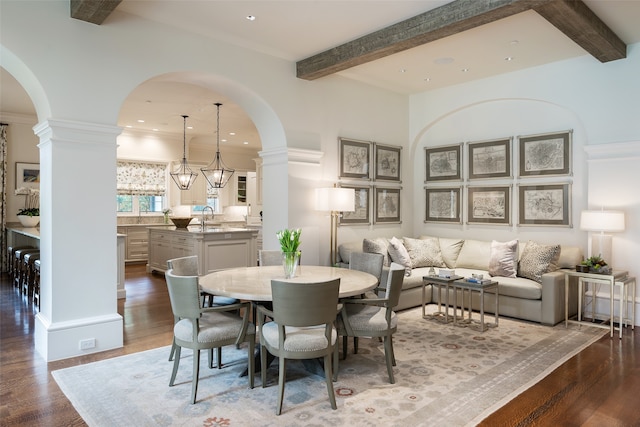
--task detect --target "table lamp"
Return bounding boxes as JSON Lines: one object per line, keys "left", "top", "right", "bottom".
{"left": 580, "top": 209, "right": 625, "bottom": 263}
{"left": 315, "top": 186, "right": 355, "bottom": 266}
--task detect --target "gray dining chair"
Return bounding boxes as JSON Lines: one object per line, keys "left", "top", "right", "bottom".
{"left": 165, "top": 268, "right": 255, "bottom": 404}
{"left": 256, "top": 278, "right": 341, "bottom": 415}
{"left": 259, "top": 250, "right": 282, "bottom": 266}
{"left": 337, "top": 262, "right": 405, "bottom": 384}
{"left": 167, "top": 256, "right": 239, "bottom": 366}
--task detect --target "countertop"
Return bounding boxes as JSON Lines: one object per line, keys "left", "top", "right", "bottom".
{"left": 149, "top": 225, "right": 258, "bottom": 235}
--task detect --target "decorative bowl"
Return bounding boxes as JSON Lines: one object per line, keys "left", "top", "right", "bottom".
{"left": 170, "top": 217, "right": 193, "bottom": 228}
{"left": 18, "top": 215, "right": 40, "bottom": 227}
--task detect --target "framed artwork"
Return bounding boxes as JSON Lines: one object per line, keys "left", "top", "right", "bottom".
{"left": 425, "top": 187, "right": 461, "bottom": 223}
{"left": 15, "top": 162, "right": 40, "bottom": 190}
{"left": 468, "top": 138, "right": 512, "bottom": 179}
{"left": 339, "top": 137, "right": 371, "bottom": 180}
{"left": 518, "top": 183, "right": 571, "bottom": 226}
{"left": 339, "top": 185, "right": 370, "bottom": 225}
{"left": 374, "top": 187, "right": 401, "bottom": 224}
{"left": 467, "top": 186, "right": 511, "bottom": 225}
{"left": 374, "top": 143, "right": 401, "bottom": 182}
{"left": 518, "top": 130, "right": 572, "bottom": 177}
{"left": 425, "top": 143, "right": 462, "bottom": 182}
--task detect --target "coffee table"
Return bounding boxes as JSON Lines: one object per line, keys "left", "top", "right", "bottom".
{"left": 452, "top": 279, "right": 499, "bottom": 332}
{"left": 422, "top": 275, "right": 464, "bottom": 323}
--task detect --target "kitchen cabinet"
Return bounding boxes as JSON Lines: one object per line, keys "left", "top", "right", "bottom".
{"left": 147, "top": 227, "right": 258, "bottom": 275}
{"left": 117, "top": 225, "right": 166, "bottom": 263}
{"left": 169, "top": 161, "right": 207, "bottom": 206}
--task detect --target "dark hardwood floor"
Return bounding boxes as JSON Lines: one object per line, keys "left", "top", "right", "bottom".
{"left": 1, "top": 264, "right": 639, "bottom": 426}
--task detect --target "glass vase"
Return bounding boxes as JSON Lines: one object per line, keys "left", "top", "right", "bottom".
{"left": 282, "top": 251, "right": 300, "bottom": 279}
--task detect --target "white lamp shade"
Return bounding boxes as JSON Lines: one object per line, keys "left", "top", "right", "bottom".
{"left": 580, "top": 210, "right": 625, "bottom": 232}
{"left": 315, "top": 187, "right": 355, "bottom": 212}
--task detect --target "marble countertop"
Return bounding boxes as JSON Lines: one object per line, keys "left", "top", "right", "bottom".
{"left": 150, "top": 225, "right": 258, "bottom": 235}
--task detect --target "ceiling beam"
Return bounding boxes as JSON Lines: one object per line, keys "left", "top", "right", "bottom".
{"left": 296, "top": 0, "right": 626, "bottom": 81}
{"left": 70, "top": 0, "right": 122, "bottom": 25}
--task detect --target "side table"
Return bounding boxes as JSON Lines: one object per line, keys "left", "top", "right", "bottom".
{"left": 422, "top": 275, "right": 464, "bottom": 323}
{"left": 452, "top": 279, "right": 499, "bottom": 332}
{"left": 564, "top": 270, "right": 628, "bottom": 338}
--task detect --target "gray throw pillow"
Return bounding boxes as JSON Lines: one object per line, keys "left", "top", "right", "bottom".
{"left": 488, "top": 239, "right": 518, "bottom": 278}
{"left": 517, "top": 240, "right": 561, "bottom": 283}
{"left": 387, "top": 237, "right": 412, "bottom": 276}
{"left": 403, "top": 237, "right": 446, "bottom": 268}
{"left": 362, "top": 237, "right": 390, "bottom": 267}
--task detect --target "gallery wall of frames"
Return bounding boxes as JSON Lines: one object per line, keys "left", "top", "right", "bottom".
{"left": 337, "top": 137, "right": 403, "bottom": 225}
{"left": 424, "top": 130, "right": 573, "bottom": 227}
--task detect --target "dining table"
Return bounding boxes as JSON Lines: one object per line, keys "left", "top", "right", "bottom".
{"left": 198, "top": 265, "right": 379, "bottom": 302}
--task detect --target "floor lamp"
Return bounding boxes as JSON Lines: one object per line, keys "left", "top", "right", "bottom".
{"left": 315, "top": 186, "right": 355, "bottom": 266}
{"left": 580, "top": 209, "right": 625, "bottom": 263}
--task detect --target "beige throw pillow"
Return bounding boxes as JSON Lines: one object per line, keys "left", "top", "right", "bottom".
{"left": 362, "top": 238, "right": 390, "bottom": 267}
{"left": 388, "top": 237, "right": 412, "bottom": 276}
{"left": 488, "top": 239, "right": 518, "bottom": 278}
{"left": 455, "top": 239, "right": 491, "bottom": 270}
{"left": 403, "top": 237, "right": 446, "bottom": 268}
{"left": 517, "top": 240, "right": 561, "bottom": 283}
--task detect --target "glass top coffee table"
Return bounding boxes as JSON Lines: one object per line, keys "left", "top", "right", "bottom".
{"left": 422, "top": 275, "right": 464, "bottom": 323}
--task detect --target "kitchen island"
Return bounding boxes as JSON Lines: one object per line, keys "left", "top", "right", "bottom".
{"left": 147, "top": 226, "right": 259, "bottom": 275}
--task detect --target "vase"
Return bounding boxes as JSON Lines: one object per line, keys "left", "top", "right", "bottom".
{"left": 18, "top": 215, "right": 40, "bottom": 227}
{"left": 282, "top": 251, "right": 300, "bottom": 279}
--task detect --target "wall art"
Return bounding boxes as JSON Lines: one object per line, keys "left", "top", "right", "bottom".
{"left": 339, "top": 137, "right": 371, "bottom": 180}
{"left": 374, "top": 187, "right": 401, "bottom": 224}
{"left": 15, "top": 162, "right": 40, "bottom": 190}
{"left": 425, "top": 187, "right": 461, "bottom": 223}
{"left": 425, "top": 143, "right": 462, "bottom": 182}
{"left": 339, "top": 185, "right": 370, "bottom": 225}
{"left": 468, "top": 138, "right": 512, "bottom": 180}
{"left": 467, "top": 186, "right": 511, "bottom": 225}
{"left": 518, "top": 130, "right": 572, "bottom": 177}
{"left": 518, "top": 183, "right": 571, "bottom": 226}
{"left": 374, "top": 143, "right": 401, "bottom": 182}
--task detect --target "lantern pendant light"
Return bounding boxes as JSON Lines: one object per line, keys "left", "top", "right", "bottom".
{"left": 201, "top": 103, "right": 235, "bottom": 188}
{"left": 170, "top": 115, "right": 198, "bottom": 190}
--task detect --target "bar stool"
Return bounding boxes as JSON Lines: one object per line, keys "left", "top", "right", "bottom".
{"left": 14, "top": 248, "right": 39, "bottom": 293}
{"left": 8, "top": 245, "right": 34, "bottom": 283}
{"left": 33, "top": 259, "right": 41, "bottom": 310}
{"left": 23, "top": 251, "right": 41, "bottom": 299}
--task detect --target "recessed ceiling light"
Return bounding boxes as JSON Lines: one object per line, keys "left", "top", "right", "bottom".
{"left": 461, "top": 68, "right": 469, "bottom": 72}
{"left": 424, "top": 77, "right": 431, "bottom": 82}
{"left": 229, "top": 132, "right": 236, "bottom": 136}
{"left": 187, "top": 126, "right": 193, "bottom": 129}
{"left": 246, "top": 15, "right": 256, "bottom": 21}
{"left": 152, "top": 128, "right": 159, "bottom": 132}
{"left": 399, "top": 68, "right": 407, "bottom": 73}
{"left": 221, "top": 138, "right": 228, "bottom": 143}
{"left": 243, "top": 141, "right": 249, "bottom": 145}
{"left": 137, "top": 119, "right": 145, "bottom": 123}
{"left": 510, "top": 40, "right": 519, "bottom": 45}
{"left": 126, "top": 125, "right": 133, "bottom": 128}
{"left": 505, "top": 57, "right": 514, "bottom": 61}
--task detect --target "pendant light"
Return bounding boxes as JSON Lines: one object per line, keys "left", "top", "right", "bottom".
{"left": 201, "top": 103, "right": 235, "bottom": 188}
{"left": 170, "top": 115, "right": 198, "bottom": 190}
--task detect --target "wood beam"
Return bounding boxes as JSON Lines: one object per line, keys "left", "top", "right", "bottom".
{"left": 532, "top": 0, "right": 626, "bottom": 62}
{"left": 70, "top": 0, "right": 122, "bottom": 25}
{"left": 296, "top": 0, "right": 626, "bottom": 81}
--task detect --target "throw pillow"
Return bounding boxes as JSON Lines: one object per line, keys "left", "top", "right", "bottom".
{"left": 362, "top": 237, "right": 390, "bottom": 267}
{"left": 488, "top": 239, "right": 518, "bottom": 278}
{"left": 435, "top": 237, "right": 465, "bottom": 268}
{"left": 387, "top": 236, "right": 412, "bottom": 276}
{"left": 517, "top": 240, "right": 561, "bottom": 283}
{"left": 455, "top": 239, "right": 491, "bottom": 270}
{"left": 403, "top": 237, "right": 446, "bottom": 268}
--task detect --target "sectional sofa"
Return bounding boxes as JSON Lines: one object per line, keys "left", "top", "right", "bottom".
{"left": 337, "top": 236, "right": 583, "bottom": 326}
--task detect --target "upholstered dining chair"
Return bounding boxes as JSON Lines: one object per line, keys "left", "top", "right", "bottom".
{"left": 342, "top": 251, "right": 385, "bottom": 359}
{"left": 337, "top": 262, "right": 405, "bottom": 384}
{"left": 259, "top": 249, "right": 282, "bottom": 266}
{"left": 165, "top": 268, "right": 255, "bottom": 404}
{"left": 256, "top": 278, "right": 341, "bottom": 415}
{"left": 167, "top": 256, "right": 239, "bottom": 365}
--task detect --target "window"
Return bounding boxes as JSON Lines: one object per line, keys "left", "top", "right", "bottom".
{"left": 116, "top": 160, "right": 168, "bottom": 216}
{"left": 117, "top": 195, "right": 165, "bottom": 214}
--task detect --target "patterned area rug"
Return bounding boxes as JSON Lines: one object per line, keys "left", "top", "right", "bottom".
{"left": 53, "top": 306, "right": 604, "bottom": 427}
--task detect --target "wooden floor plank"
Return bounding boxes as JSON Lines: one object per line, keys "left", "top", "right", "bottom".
{"left": 1, "top": 264, "right": 638, "bottom": 426}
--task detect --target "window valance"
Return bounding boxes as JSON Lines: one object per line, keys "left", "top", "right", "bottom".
{"left": 117, "top": 160, "right": 167, "bottom": 196}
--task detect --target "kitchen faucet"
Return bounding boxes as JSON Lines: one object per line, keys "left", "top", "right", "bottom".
{"left": 201, "top": 205, "right": 214, "bottom": 231}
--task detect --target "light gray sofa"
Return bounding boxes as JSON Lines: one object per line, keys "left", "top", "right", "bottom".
{"left": 337, "top": 236, "right": 582, "bottom": 326}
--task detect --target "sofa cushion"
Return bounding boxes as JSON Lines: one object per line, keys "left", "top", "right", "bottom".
{"left": 455, "top": 239, "right": 491, "bottom": 270}
{"left": 387, "top": 237, "right": 412, "bottom": 276}
{"left": 338, "top": 241, "right": 363, "bottom": 265}
{"left": 420, "top": 236, "right": 464, "bottom": 268}
{"left": 517, "top": 240, "right": 561, "bottom": 283}
{"left": 362, "top": 238, "right": 390, "bottom": 267}
{"left": 488, "top": 239, "right": 518, "bottom": 278}
{"left": 403, "top": 237, "right": 446, "bottom": 268}
{"left": 494, "top": 276, "right": 542, "bottom": 300}
{"left": 558, "top": 246, "right": 583, "bottom": 269}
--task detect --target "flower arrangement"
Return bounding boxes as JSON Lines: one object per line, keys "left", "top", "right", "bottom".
{"left": 162, "top": 208, "right": 172, "bottom": 224}
{"left": 581, "top": 255, "right": 611, "bottom": 274}
{"left": 15, "top": 187, "right": 40, "bottom": 216}
{"left": 276, "top": 228, "right": 301, "bottom": 254}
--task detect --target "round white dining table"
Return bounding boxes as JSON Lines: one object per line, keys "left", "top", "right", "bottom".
{"left": 199, "top": 265, "right": 378, "bottom": 302}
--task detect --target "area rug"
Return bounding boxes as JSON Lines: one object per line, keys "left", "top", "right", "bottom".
{"left": 53, "top": 306, "right": 605, "bottom": 427}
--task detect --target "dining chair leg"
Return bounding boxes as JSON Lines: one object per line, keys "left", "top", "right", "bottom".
{"left": 216, "top": 347, "right": 222, "bottom": 368}
{"left": 248, "top": 339, "right": 255, "bottom": 389}
{"left": 332, "top": 343, "right": 339, "bottom": 382}
{"left": 324, "top": 353, "right": 337, "bottom": 410}
{"left": 384, "top": 335, "right": 395, "bottom": 384}
{"left": 169, "top": 340, "right": 177, "bottom": 361}
{"left": 354, "top": 336, "right": 359, "bottom": 354}
{"left": 260, "top": 345, "right": 268, "bottom": 387}
{"left": 191, "top": 349, "right": 201, "bottom": 404}
{"left": 276, "top": 356, "right": 287, "bottom": 415}
{"left": 169, "top": 346, "right": 181, "bottom": 386}
{"left": 341, "top": 336, "right": 348, "bottom": 360}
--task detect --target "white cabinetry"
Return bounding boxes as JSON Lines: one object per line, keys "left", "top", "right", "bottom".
{"left": 117, "top": 225, "right": 166, "bottom": 262}
{"left": 169, "top": 161, "right": 207, "bottom": 206}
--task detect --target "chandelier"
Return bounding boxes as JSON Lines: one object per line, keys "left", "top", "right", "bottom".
{"left": 169, "top": 115, "right": 198, "bottom": 190}
{"left": 201, "top": 103, "right": 235, "bottom": 188}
